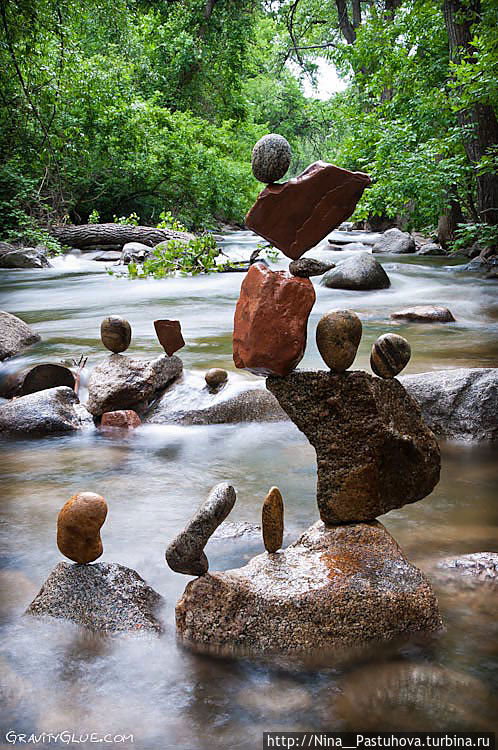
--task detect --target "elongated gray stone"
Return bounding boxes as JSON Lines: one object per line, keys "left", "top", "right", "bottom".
{"left": 166, "top": 483, "right": 236, "bottom": 575}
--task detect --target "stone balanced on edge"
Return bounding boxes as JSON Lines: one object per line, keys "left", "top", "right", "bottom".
{"left": 173, "top": 135, "right": 443, "bottom": 654}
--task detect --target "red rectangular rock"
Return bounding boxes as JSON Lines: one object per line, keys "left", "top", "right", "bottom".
{"left": 245, "top": 161, "right": 371, "bottom": 260}
{"left": 233, "top": 263, "right": 315, "bottom": 377}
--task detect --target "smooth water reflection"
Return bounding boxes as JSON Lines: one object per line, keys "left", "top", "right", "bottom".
{"left": 1, "top": 232, "right": 497, "bottom": 745}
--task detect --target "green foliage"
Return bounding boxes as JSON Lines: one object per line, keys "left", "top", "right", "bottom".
{"left": 125, "top": 234, "right": 220, "bottom": 278}
{"left": 88, "top": 209, "right": 100, "bottom": 224}
{"left": 156, "top": 211, "right": 187, "bottom": 233}
{"left": 113, "top": 212, "right": 140, "bottom": 226}
{"left": 453, "top": 222, "right": 498, "bottom": 253}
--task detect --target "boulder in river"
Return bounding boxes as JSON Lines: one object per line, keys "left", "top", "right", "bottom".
{"left": 399, "top": 368, "right": 498, "bottom": 442}
{"left": 245, "top": 161, "right": 371, "bottom": 260}
{"left": 267, "top": 370, "right": 440, "bottom": 524}
{"left": 0, "top": 386, "right": 93, "bottom": 436}
{"left": 145, "top": 374, "right": 286, "bottom": 425}
{"left": 372, "top": 228, "right": 416, "bottom": 254}
{"left": 26, "top": 561, "right": 163, "bottom": 635}
{"left": 0, "top": 310, "right": 41, "bottom": 361}
{"left": 391, "top": 305, "right": 455, "bottom": 323}
{"left": 86, "top": 353, "right": 182, "bottom": 416}
{"left": 233, "top": 262, "right": 315, "bottom": 377}
{"left": 416, "top": 243, "right": 446, "bottom": 256}
{"left": 120, "top": 241, "right": 154, "bottom": 264}
{"left": 0, "top": 247, "right": 52, "bottom": 269}
{"left": 176, "top": 520, "right": 442, "bottom": 654}
{"left": 321, "top": 253, "right": 391, "bottom": 291}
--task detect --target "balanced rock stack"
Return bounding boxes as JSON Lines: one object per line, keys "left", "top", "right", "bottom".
{"left": 87, "top": 315, "right": 183, "bottom": 417}
{"left": 174, "top": 135, "right": 443, "bottom": 654}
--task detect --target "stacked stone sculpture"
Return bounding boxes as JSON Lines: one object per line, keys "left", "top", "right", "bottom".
{"left": 172, "top": 135, "right": 444, "bottom": 654}
{"left": 57, "top": 492, "right": 108, "bottom": 563}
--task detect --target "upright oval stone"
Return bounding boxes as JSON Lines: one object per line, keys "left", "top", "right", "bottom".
{"left": 57, "top": 492, "right": 108, "bottom": 564}
{"left": 371, "top": 333, "right": 411, "bottom": 378}
{"left": 233, "top": 263, "right": 315, "bottom": 377}
{"left": 252, "top": 134, "right": 291, "bottom": 184}
{"left": 101, "top": 316, "right": 131, "bottom": 353}
{"left": 262, "top": 486, "right": 284, "bottom": 553}
{"left": 316, "top": 310, "right": 362, "bottom": 372}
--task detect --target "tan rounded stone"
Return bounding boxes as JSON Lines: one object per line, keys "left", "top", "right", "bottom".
{"left": 371, "top": 333, "right": 411, "bottom": 378}
{"left": 100, "top": 316, "right": 131, "bottom": 353}
{"left": 262, "top": 486, "right": 284, "bottom": 553}
{"left": 57, "top": 492, "right": 108, "bottom": 564}
{"left": 205, "top": 368, "right": 228, "bottom": 388}
{"left": 315, "top": 310, "right": 362, "bottom": 372}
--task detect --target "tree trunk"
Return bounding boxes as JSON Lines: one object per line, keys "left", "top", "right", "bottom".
{"left": 437, "top": 191, "right": 464, "bottom": 249}
{"left": 335, "top": 0, "right": 356, "bottom": 44}
{"left": 50, "top": 224, "right": 194, "bottom": 249}
{"left": 443, "top": 0, "right": 498, "bottom": 225}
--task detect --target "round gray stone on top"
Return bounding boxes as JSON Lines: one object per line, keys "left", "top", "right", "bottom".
{"left": 251, "top": 134, "right": 291, "bottom": 184}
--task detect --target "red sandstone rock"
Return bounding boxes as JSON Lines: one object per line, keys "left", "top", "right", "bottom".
{"left": 245, "top": 161, "right": 371, "bottom": 260}
{"left": 154, "top": 320, "right": 185, "bottom": 356}
{"left": 101, "top": 410, "right": 141, "bottom": 429}
{"left": 233, "top": 263, "right": 315, "bottom": 377}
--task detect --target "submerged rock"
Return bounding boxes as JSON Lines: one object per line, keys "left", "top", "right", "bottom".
{"left": 432, "top": 553, "right": 498, "bottom": 588}
{"left": 176, "top": 521, "right": 442, "bottom": 654}
{"left": 399, "top": 368, "right": 498, "bottom": 442}
{"left": 57, "top": 492, "right": 108, "bottom": 564}
{"left": 0, "top": 386, "right": 93, "bottom": 436}
{"left": 245, "top": 161, "right": 371, "bottom": 260}
{"left": 26, "top": 561, "right": 163, "bottom": 635}
{"left": 267, "top": 370, "right": 440, "bottom": 524}
{"left": 321, "top": 253, "right": 390, "bottom": 291}
{"left": 391, "top": 305, "right": 455, "bottom": 323}
{"left": 166, "top": 483, "right": 237, "bottom": 575}
{"left": 372, "top": 228, "right": 416, "bottom": 254}
{"left": 0, "top": 310, "right": 41, "bottom": 361}
{"left": 86, "top": 353, "right": 182, "bottom": 416}
{"left": 233, "top": 262, "right": 315, "bottom": 377}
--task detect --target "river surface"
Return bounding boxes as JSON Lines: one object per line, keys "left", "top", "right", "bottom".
{"left": 0, "top": 232, "right": 497, "bottom": 747}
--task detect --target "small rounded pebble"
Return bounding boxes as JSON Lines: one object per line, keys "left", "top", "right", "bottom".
{"left": 205, "top": 368, "right": 228, "bottom": 388}
{"left": 57, "top": 492, "right": 108, "bottom": 564}
{"left": 370, "top": 333, "right": 411, "bottom": 378}
{"left": 251, "top": 134, "right": 291, "bottom": 184}
{"left": 262, "top": 486, "right": 284, "bottom": 553}
{"left": 101, "top": 316, "right": 131, "bottom": 353}
{"left": 316, "top": 310, "right": 362, "bottom": 372}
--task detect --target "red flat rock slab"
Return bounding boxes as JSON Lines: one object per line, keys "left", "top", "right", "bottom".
{"left": 233, "top": 263, "right": 315, "bottom": 377}
{"left": 245, "top": 161, "right": 371, "bottom": 260}
{"left": 101, "top": 410, "right": 141, "bottom": 429}
{"left": 154, "top": 320, "right": 185, "bottom": 355}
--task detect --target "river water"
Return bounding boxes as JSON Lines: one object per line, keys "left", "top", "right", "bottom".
{"left": 0, "top": 232, "right": 497, "bottom": 746}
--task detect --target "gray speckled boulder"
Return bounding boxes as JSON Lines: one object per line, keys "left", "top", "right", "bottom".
{"left": 26, "top": 561, "right": 163, "bottom": 634}
{"left": 321, "top": 253, "right": 390, "bottom": 290}
{"left": 0, "top": 248, "right": 52, "bottom": 268}
{"left": 176, "top": 521, "right": 442, "bottom": 654}
{"left": 251, "top": 134, "right": 291, "bottom": 184}
{"left": 86, "top": 353, "right": 182, "bottom": 416}
{"left": 166, "top": 483, "right": 237, "bottom": 575}
{"left": 0, "top": 310, "right": 41, "bottom": 361}
{"left": 372, "top": 228, "right": 416, "bottom": 254}
{"left": 399, "top": 368, "right": 498, "bottom": 442}
{"left": 0, "top": 386, "right": 93, "bottom": 436}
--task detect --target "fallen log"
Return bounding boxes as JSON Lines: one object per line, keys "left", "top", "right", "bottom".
{"left": 50, "top": 223, "right": 194, "bottom": 249}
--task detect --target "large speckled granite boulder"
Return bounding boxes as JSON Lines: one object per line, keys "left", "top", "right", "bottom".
{"left": 86, "top": 353, "right": 182, "bottom": 416}
{"left": 0, "top": 310, "right": 40, "bottom": 361}
{"left": 267, "top": 370, "right": 440, "bottom": 524}
{"left": 0, "top": 386, "right": 92, "bottom": 436}
{"left": 176, "top": 521, "right": 442, "bottom": 654}
{"left": 26, "top": 562, "right": 163, "bottom": 635}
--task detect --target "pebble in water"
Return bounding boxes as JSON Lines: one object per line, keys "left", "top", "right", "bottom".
{"left": 57, "top": 492, "right": 108, "bottom": 564}
{"left": 315, "top": 310, "right": 362, "bottom": 372}
{"left": 262, "top": 486, "right": 284, "bottom": 553}
{"left": 370, "top": 333, "right": 411, "bottom": 378}
{"left": 289, "top": 258, "right": 335, "bottom": 278}
{"left": 165, "top": 483, "right": 236, "bottom": 575}
{"left": 205, "top": 368, "right": 228, "bottom": 389}
{"left": 251, "top": 134, "right": 291, "bottom": 184}
{"left": 101, "top": 316, "right": 131, "bottom": 353}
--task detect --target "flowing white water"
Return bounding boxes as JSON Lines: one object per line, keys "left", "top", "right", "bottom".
{"left": 0, "top": 231, "right": 497, "bottom": 746}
